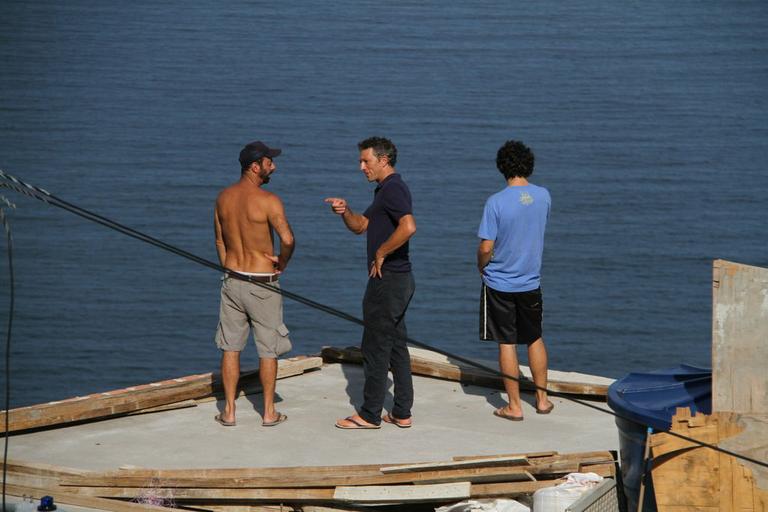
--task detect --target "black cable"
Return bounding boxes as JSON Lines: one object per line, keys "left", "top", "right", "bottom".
{"left": 1, "top": 169, "right": 766, "bottom": 471}
{"left": 1, "top": 199, "right": 15, "bottom": 512}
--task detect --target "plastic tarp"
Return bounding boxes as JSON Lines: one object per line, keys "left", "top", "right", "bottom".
{"left": 607, "top": 364, "right": 712, "bottom": 430}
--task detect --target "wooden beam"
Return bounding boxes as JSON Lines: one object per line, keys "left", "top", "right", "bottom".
{"left": 321, "top": 346, "right": 609, "bottom": 397}
{"left": 453, "top": 450, "right": 610, "bottom": 462}
{"left": 63, "top": 486, "right": 337, "bottom": 502}
{"left": 380, "top": 456, "right": 528, "bottom": 473}
{"left": 62, "top": 465, "right": 536, "bottom": 489}
{"left": 3, "top": 483, "right": 174, "bottom": 512}
{"left": 1, "top": 356, "right": 321, "bottom": 434}
{"left": 124, "top": 399, "right": 197, "bottom": 415}
{"left": 333, "top": 482, "right": 471, "bottom": 503}
{"left": 470, "top": 480, "right": 562, "bottom": 498}
{"left": 59, "top": 451, "right": 614, "bottom": 489}
{"left": 0, "top": 459, "right": 89, "bottom": 477}
{"left": 650, "top": 409, "right": 768, "bottom": 511}
{"left": 712, "top": 260, "right": 768, "bottom": 414}
{"left": 198, "top": 507, "right": 301, "bottom": 512}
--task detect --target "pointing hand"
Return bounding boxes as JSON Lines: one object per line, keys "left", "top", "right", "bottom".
{"left": 324, "top": 197, "right": 347, "bottom": 215}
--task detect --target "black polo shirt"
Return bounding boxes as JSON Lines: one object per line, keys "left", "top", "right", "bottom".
{"left": 363, "top": 173, "right": 412, "bottom": 273}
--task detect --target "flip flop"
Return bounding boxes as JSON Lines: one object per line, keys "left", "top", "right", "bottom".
{"left": 536, "top": 402, "right": 555, "bottom": 415}
{"left": 493, "top": 408, "right": 524, "bottom": 422}
{"left": 382, "top": 413, "right": 412, "bottom": 428}
{"left": 214, "top": 413, "right": 236, "bottom": 427}
{"left": 335, "top": 416, "right": 381, "bottom": 430}
{"left": 262, "top": 412, "right": 288, "bottom": 427}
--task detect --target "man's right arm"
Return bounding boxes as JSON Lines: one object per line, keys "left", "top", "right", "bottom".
{"left": 214, "top": 206, "right": 227, "bottom": 267}
{"left": 324, "top": 197, "right": 369, "bottom": 234}
{"left": 477, "top": 239, "right": 494, "bottom": 274}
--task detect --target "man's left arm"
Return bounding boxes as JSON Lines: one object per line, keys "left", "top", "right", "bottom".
{"left": 370, "top": 214, "right": 416, "bottom": 278}
{"left": 267, "top": 195, "right": 295, "bottom": 272}
{"left": 477, "top": 239, "right": 494, "bottom": 274}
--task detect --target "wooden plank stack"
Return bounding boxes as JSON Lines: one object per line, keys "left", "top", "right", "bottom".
{"left": 2, "top": 450, "right": 616, "bottom": 511}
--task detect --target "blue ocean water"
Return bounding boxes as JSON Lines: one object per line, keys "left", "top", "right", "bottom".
{"left": 1, "top": 1, "right": 766, "bottom": 407}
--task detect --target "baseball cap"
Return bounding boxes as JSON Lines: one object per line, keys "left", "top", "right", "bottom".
{"left": 239, "top": 141, "right": 282, "bottom": 168}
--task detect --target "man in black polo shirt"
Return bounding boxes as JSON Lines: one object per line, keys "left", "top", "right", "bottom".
{"left": 325, "top": 136, "right": 417, "bottom": 429}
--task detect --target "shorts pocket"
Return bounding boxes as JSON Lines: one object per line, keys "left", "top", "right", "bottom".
{"left": 275, "top": 323, "right": 292, "bottom": 357}
{"left": 250, "top": 287, "right": 275, "bottom": 300}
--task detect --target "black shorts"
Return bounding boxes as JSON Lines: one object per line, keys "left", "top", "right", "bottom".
{"left": 480, "top": 283, "right": 543, "bottom": 345}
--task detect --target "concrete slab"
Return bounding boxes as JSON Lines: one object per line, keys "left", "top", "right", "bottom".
{"left": 7, "top": 363, "right": 619, "bottom": 471}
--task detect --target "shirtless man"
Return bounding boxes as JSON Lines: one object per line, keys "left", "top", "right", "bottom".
{"left": 213, "top": 140, "right": 294, "bottom": 427}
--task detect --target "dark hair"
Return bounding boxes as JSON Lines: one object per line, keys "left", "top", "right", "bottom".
{"left": 496, "top": 140, "right": 535, "bottom": 179}
{"left": 358, "top": 136, "right": 397, "bottom": 167}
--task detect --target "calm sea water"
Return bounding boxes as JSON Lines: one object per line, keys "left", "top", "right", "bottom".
{"left": 1, "top": 1, "right": 766, "bottom": 407}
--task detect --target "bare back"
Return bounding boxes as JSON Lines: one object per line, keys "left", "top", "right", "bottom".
{"left": 214, "top": 179, "right": 289, "bottom": 273}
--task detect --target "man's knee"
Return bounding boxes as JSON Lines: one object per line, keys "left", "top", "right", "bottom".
{"left": 222, "top": 350, "right": 241, "bottom": 361}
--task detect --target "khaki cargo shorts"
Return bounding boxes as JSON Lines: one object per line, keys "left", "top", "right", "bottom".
{"left": 215, "top": 277, "right": 292, "bottom": 358}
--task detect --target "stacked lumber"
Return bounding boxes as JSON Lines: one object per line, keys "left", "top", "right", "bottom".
{"left": 321, "top": 346, "right": 610, "bottom": 397}
{"left": 650, "top": 407, "right": 768, "bottom": 511}
{"left": 0, "top": 460, "right": 170, "bottom": 512}
{"left": 2, "top": 451, "right": 616, "bottom": 511}
{"left": 0, "top": 356, "right": 322, "bottom": 435}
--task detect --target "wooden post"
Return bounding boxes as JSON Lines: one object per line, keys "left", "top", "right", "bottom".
{"left": 712, "top": 260, "right": 768, "bottom": 414}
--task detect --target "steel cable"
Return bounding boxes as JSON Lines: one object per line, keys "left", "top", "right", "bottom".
{"left": 1, "top": 169, "right": 766, "bottom": 472}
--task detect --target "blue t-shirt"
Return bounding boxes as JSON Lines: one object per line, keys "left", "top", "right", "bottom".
{"left": 478, "top": 184, "right": 550, "bottom": 292}
{"left": 363, "top": 173, "right": 413, "bottom": 273}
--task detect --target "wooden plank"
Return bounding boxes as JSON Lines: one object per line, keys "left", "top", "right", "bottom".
{"left": 63, "top": 486, "right": 337, "bottom": 502}
{"left": 0, "top": 356, "right": 321, "bottom": 433}
{"left": 712, "top": 260, "right": 768, "bottom": 414}
{"left": 650, "top": 409, "right": 768, "bottom": 511}
{"left": 453, "top": 450, "right": 557, "bottom": 461}
{"left": 300, "top": 507, "right": 370, "bottom": 512}
{"left": 196, "top": 358, "right": 318, "bottom": 403}
{"left": 457, "top": 451, "right": 615, "bottom": 477}
{"left": 61, "top": 451, "right": 612, "bottom": 489}
{"left": 0, "top": 459, "right": 90, "bottom": 477}
{"left": 380, "top": 456, "right": 528, "bottom": 473}
{"left": 719, "top": 438, "right": 735, "bottom": 512}
{"left": 63, "top": 463, "right": 403, "bottom": 486}
{"left": 199, "top": 507, "right": 299, "bottom": 512}
{"left": 333, "top": 482, "right": 471, "bottom": 503}
{"left": 577, "top": 462, "right": 616, "bottom": 478}
{"left": 321, "top": 346, "right": 609, "bottom": 397}
{"left": 470, "top": 480, "right": 561, "bottom": 498}
{"left": 124, "top": 399, "right": 197, "bottom": 415}
{"left": 62, "top": 465, "right": 536, "bottom": 489}
{"left": 4, "top": 483, "right": 174, "bottom": 512}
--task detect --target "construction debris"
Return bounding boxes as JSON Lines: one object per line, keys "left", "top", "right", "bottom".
{"left": 2, "top": 451, "right": 616, "bottom": 510}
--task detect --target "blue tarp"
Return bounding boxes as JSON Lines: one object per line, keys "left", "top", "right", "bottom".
{"left": 607, "top": 364, "right": 712, "bottom": 431}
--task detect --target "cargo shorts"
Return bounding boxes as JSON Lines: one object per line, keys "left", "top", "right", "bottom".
{"left": 215, "top": 276, "right": 292, "bottom": 358}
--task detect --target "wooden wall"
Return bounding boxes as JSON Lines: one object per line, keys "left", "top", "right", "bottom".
{"left": 712, "top": 259, "right": 768, "bottom": 414}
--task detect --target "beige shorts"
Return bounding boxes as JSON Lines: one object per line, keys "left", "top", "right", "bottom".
{"left": 215, "top": 276, "right": 292, "bottom": 358}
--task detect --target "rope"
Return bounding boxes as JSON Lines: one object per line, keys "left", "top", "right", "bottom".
{"left": 1, "top": 195, "right": 16, "bottom": 512}
{"left": 1, "top": 169, "right": 766, "bottom": 472}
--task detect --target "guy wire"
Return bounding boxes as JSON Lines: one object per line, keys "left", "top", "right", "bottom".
{"left": 1, "top": 169, "right": 766, "bottom": 471}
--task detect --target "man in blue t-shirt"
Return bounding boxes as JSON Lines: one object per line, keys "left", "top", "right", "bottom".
{"left": 325, "top": 136, "right": 417, "bottom": 430}
{"left": 477, "top": 140, "right": 554, "bottom": 421}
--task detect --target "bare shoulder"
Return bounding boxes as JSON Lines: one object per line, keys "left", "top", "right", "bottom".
{"left": 216, "top": 182, "right": 239, "bottom": 203}
{"left": 263, "top": 190, "right": 285, "bottom": 209}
